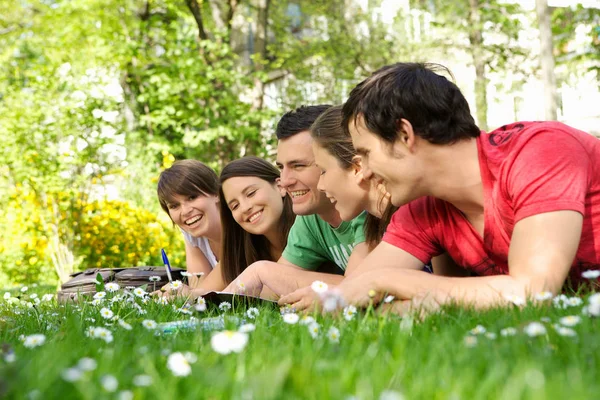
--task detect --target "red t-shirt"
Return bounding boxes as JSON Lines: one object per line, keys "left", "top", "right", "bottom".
{"left": 383, "top": 121, "right": 600, "bottom": 288}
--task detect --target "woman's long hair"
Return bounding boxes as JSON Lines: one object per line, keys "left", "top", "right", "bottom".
{"left": 311, "top": 105, "right": 398, "bottom": 250}
{"left": 218, "top": 156, "right": 295, "bottom": 284}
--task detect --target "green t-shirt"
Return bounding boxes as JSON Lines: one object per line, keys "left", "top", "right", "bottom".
{"left": 281, "top": 212, "right": 366, "bottom": 271}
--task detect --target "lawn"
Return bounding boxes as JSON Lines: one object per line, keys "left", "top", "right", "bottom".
{"left": 0, "top": 284, "right": 599, "bottom": 400}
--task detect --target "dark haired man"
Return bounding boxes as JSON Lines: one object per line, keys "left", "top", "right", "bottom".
{"left": 336, "top": 62, "right": 600, "bottom": 310}
{"left": 223, "top": 105, "right": 369, "bottom": 303}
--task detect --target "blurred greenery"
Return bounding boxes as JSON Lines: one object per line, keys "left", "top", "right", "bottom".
{"left": 0, "top": 0, "right": 598, "bottom": 286}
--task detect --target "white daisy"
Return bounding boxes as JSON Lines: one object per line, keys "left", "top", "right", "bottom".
{"left": 582, "top": 270, "right": 600, "bottom": 279}
{"left": 93, "top": 292, "right": 106, "bottom": 300}
{"left": 500, "top": 327, "right": 517, "bottom": 337}
{"left": 299, "top": 316, "right": 316, "bottom": 325}
{"left": 193, "top": 272, "right": 205, "bottom": 277}
{"left": 117, "top": 319, "right": 132, "bottom": 330}
{"left": 534, "top": 291, "right": 554, "bottom": 301}
{"left": 239, "top": 323, "right": 256, "bottom": 333}
{"left": 133, "top": 374, "right": 152, "bottom": 387}
{"left": 236, "top": 280, "right": 246, "bottom": 293}
{"left": 469, "top": 325, "right": 486, "bottom": 335}
{"left": 94, "top": 327, "right": 114, "bottom": 343}
{"left": 99, "top": 307, "right": 114, "bottom": 320}
{"left": 587, "top": 294, "right": 600, "bottom": 317}
{"left": 504, "top": 294, "right": 526, "bottom": 306}
{"left": 142, "top": 320, "right": 157, "bottom": 330}
{"left": 211, "top": 331, "right": 249, "bottom": 354}
{"left": 343, "top": 305, "right": 357, "bottom": 321}
{"left": 566, "top": 297, "right": 583, "bottom": 307}
{"left": 485, "top": 332, "right": 497, "bottom": 340}
{"left": 117, "top": 390, "right": 134, "bottom": 400}
{"left": 181, "top": 271, "right": 192, "bottom": 277}
{"left": 155, "top": 296, "right": 169, "bottom": 305}
{"left": 246, "top": 307, "right": 260, "bottom": 319}
{"left": 20, "top": 286, "right": 28, "bottom": 293}
{"left": 4, "top": 352, "right": 16, "bottom": 363}
{"left": 464, "top": 336, "right": 477, "bottom": 347}
{"left": 219, "top": 302, "right": 231, "bottom": 311}
{"left": 77, "top": 357, "right": 97, "bottom": 371}
{"left": 170, "top": 280, "right": 183, "bottom": 290}
{"left": 61, "top": 368, "right": 83, "bottom": 382}
{"left": 3, "top": 292, "right": 10, "bottom": 300}
{"left": 559, "top": 315, "right": 581, "bottom": 327}
{"left": 400, "top": 316, "right": 414, "bottom": 333}
{"left": 195, "top": 297, "right": 206, "bottom": 312}
{"left": 177, "top": 308, "right": 192, "bottom": 315}
{"left": 384, "top": 295, "right": 395, "bottom": 303}
{"left": 322, "top": 291, "right": 345, "bottom": 312}
{"left": 23, "top": 334, "right": 46, "bottom": 348}
{"left": 379, "top": 390, "right": 406, "bottom": 400}
{"left": 327, "top": 326, "right": 340, "bottom": 343}
{"left": 282, "top": 313, "right": 299, "bottom": 324}
{"left": 100, "top": 374, "right": 118, "bottom": 392}
{"left": 307, "top": 322, "right": 320, "bottom": 338}
{"left": 105, "top": 283, "right": 120, "bottom": 293}
{"left": 133, "top": 287, "right": 146, "bottom": 298}
{"left": 524, "top": 322, "right": 547, "bottom": 337}
{"left": 540, "top": 317, "right": 552, "bottom": 323}
{"left": 555, "top": 326, "right": 577, "bottom": 337}
{"left": 30, "top": 293, "right": 38, "bottom": 299}
{"left": 148, "top": 276, "right": 161, "bottom": 282}
{"left": 167, "top": 352, "right": 192, "bottom": 376}
{"left": 311, "top": 280, "right": 328, "bottom": 294}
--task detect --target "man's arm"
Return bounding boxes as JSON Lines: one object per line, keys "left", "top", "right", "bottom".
{"left": 337, "top": 210, "right": 583, "bottom": 309}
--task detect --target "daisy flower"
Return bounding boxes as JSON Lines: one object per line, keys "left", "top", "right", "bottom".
{"left": 582, "top": 270, "right": 600, "bottom": 279}
{"left": 77, "top": 357, "right": 97, "bottom": 371}
{"left": 99, "top": 307, "right": 114, "bottom": 320}
{"left": 170, "top": 280, "right": 183, "bottom": 290}
{"left": 117, "top": 319, "right": 132, "bottom": 330}
{"left": 3, "top": 292, "right": 10, "bottom": 300}
{"left": 343, "top": 305, "right": 357, "bottom": 321}
{"left": 167, "top": 352, "right": 192, "bottom": 376}
{"left": 500, "top": 327, "right": 517, "bottom": 336}
{"left": 384, "top": 295, "right": 395, "bottom": 303}
{"left": 485, "top": 332, "right": 497, "bottom": 340}
{"left": 239, "top": 323, "right": 256, "bottom": 333}
{"left": 327, "top": 326, "right": 340, "bottom": 343}
{"left": 311, "top": 281, "right": 328, "bottom": 294}
{"left": 587, "top": 293, "right": 600, "bottom": 317}
{"left": 195, "top": 297, "right": 207, "bottom": 312}
{"left": 181, "top": 271, "right": 192, "bottom": 277}
{"left": 322, "top": 291, "right": 345, "bottom": 312}
{"left": 61, "top": 368, "right": 83, "bottom": 382}
{"left": 94, "top": 327, "right": 114, "bottom": 343}
{"left": 464, "top": 336, "right": 478, "bottom": 347}
{"left": 133, "top": 375, "right": 153, "bottom": 387}
{"left": 534, "top": 291, "right": 553, "bottom": 301}
{"left": 282, "top": 313, "right": 299, "bottom": 324}
{"left": 22, "top": 334, "right": 46, "bottom": 348}
{"left": 566, "top": 297, "right": 583, "bottom": 307}
{"left": 20, "top": 286, "right": 28, "bottom": 293}
{"left": 117, "top": 391, "right": 133, "bottom": 400}
{"left": 93, "top": 292, "right": 106, "bottom": 300}
{"left": 142, "top": 320, "right": 157, "bottom": 330}
{"left": 504, "top": 294, "right": 526, "bottom": 306}
{"left": 133, "top": 287, "right": 146, "bottom": 298}
{"left": 469, "top": 325, "right": 486, "bottom": 335}
{"left": 299, "top": 316, "right": 316, "bottom": 325}
{"left": 400, "top": 316, "right": 414, "bottom": 333}
{"left": 380, "top": 390, "right": 406, "bottom": 400}
{"left": 246, "top": 307, "right": 260, "bottom": 319}
{"left": 193, "top": 272, "right": 205, "bottom": 277}
{"left": 105, "top": 283, "right": 120, "bottom": 293}
{"left": 219, "top": 302, "right": 231, "bottom": 311}
{"left": 236, "top": 281, "right": 246, "bottom": 293}
{"left": 30, "top": 293, "right": 38, "bottom": 299}
{"left": 540, "top": 317, "right": 551, "bottom": 323}
{"left": 100, "top": 374, "right": 118, "bottom": 392}
{"left": 155, "top": 296, "right": 169, "bottom": 305}
{"left": 524, "top": 322, "right": 547, "bottom": 337}
{"left": 555, "top": 326, "right": 577, "bottom": 337}
{"left": 177, "top": 308, "right": 192, "bottom": 315}
{"left": 307, "top": 322, "right": 320, "bottom": 338}
{"left": 559, "top": 315, "right": 581, "bottom": 327}
{"left": 210, "top": 331, "right": 249, "bottom": 354}
{"left": 148, "top": 276, "right": 161, "bottom": 282}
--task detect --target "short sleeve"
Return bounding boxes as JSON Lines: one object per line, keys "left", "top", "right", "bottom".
{"left": 506, "top": 131, "right": 590, "bottom": 222}
{"left": 382, "top": 199, "right": 443, "bottom": 263}
{"left": 281, "top": 216, "right": 328, "bottom": 270}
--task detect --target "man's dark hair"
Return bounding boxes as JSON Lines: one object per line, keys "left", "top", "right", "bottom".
{"left": 276, "top": 105, "right": 332, "bottom": 139}
{"left": 342, "top": 63, "right": 480, "bottom": 145}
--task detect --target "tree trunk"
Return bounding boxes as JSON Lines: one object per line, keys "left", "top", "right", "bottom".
{"left": 468, "top": 0, "right": 488, "bottom": 130}
{"left": 535, "top": 0, "right": 558, "bottom": 120}
{"left": 251, "top": 0, "right": 269, "bottom": 111}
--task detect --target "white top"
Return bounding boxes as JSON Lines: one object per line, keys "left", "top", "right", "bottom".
{"left": 180, "top": 229, "right": 218, "bottom": 269}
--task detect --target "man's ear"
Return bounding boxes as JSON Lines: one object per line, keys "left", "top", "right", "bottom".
{"left": 395, "top": 118, "right": 417, "bottom": 152}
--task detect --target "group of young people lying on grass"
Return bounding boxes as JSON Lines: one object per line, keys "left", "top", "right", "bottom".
{"left": 155, "top": 62, "right": 600, "bottom": 314}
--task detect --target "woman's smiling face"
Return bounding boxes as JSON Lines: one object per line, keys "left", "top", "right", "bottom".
{"left": 167, "top": 193, "right": 220, "bottom": 238}
{"left": 222, "top": 176, "right": 286, "bottom": 236}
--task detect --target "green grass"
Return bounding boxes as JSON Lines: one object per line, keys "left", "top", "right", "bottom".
{"left": 0, "top": 286, "right": 599, "bottom": 400}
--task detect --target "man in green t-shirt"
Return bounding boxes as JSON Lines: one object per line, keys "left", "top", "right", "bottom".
{"left": 224, "top": 105, "right": 370, "bottom": 301}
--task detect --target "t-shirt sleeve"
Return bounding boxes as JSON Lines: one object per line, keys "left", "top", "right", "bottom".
{"left": 382, "top": 199, "right": 443, "bottom": 264}
{"left": 281, "top": 216, "right": 329, "bottom": 270}
{"left": 349, "top": 212, "right": 367, "bottom": 245}
{"left": 505, "top": 131, "right": 590, "bottom": 223}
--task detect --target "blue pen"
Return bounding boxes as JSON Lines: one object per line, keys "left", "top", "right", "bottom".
{"left": 161, "top": 248, "right": 173, "bottom": 282}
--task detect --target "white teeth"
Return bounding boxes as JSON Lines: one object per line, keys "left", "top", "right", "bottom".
{"left": 185, "top": 215, "right": 202, "bottom": 225}
{"left": 290, "top": 190, "right": 309, "bottom": 198}
{"left": 248, "top": 211, "right": 262, "bottom": 223}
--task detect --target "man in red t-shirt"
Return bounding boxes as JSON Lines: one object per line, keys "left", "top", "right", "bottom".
{"left": 336, "top": 62, "right": 600, "bottom": 310}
